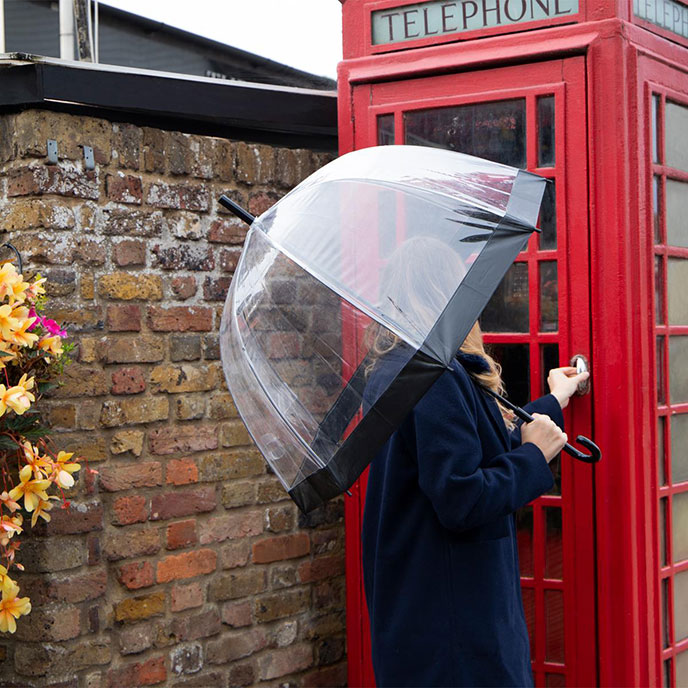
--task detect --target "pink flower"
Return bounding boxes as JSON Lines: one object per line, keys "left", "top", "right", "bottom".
{"left": 42, "top": 318, "right": 67, "bottom": 337}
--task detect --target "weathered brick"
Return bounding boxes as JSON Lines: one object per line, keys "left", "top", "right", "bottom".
{"left": 147, "top": 305, "right": 213, "bottom": 332}
{"left": 98, "top": 273, "right": 163, "bottom": 300}
{"left": 13, "top": 641, "right": 66, "bottom": 677}
{"left": 20, "top": 537, "right": 86, "bottom": 573}
{"left": 106, "top": 655, "right": 166, "bottom": 687}
{"left": 298, "top": 498, "right": 345, "bottom": 529}
{"left": 219, "top": 540, "right": 250, "bottom": 570}
{"left": 221, "top": 480, "right": 257, "bottom": 509}
{"left": 80, "top": 272, "right": 95, "bottom": 299}
{"left": 52, "top": 365, "right": 109, "bottom": 398}
{"left": 257, "top": 477, "right": 290, "bottom": 504}
{"left": 169, "top": 334, "right": 201, "bottom": 362}
{"left": 257, "top": 643, "right": 313, "bottom": 680}
{"left": 151, "top": 244, "right": 214, "bottom": 271}
{"left": 97, "top": 206, "right": 164, "bottom": 237}
{"left": 48, "top": 402, "right": 77, "bottom": 428}
{"left": 248, "top": 190, "right": 279, "bottom": 216}
{"left": 150, "top": 486, "right": 215, "bottom": 521}
{"left": 42, "top": 501, "right": 103, "bottom": 535}
{"left": 42, "top": 303, "right": 103, "bottom": 332}
{"left": 113, "top": 495, "right": 148, "bottom": 525}
{"left": 106, "top": 173, "right": 143, "bottom": 204}
{"left": 43, "top": 266, "right": 76, "bottom": 296}
{"left": 142, "top": 126, "right": 166, "bottom": 172}
{"left": 219, "top": 421, "right": 253, "bottom": 448}
{"left": 313, "top": 577, "right": 346, "bottom": 612}
{"left": 156, "top": 549, "right": 217, "bottom": 583}
{"left": 0, "top": 197, "right": 76, "bottom": 231}
{"left": 148, "top": 423, "right": 219, "bottom": 455}
{"left": 205, "top": 628, "right": 267, "bottom": 665}
{"left": 208, "top": 569, "right": 266, "bottom": 602}
{"left": 207, "top": 393, "right": 238, "bottom": 420}
{"left": 111, "top": 366, "right": 147, "bottom": 395}
{"left": 298, "top": 555, "right": 345, "bottom": 583}
{"left": 198, "top": 450, "right": 264, "bottom": 482}
{"left": 114, "top": 592, "right": 165, "bottom": 623}
{"left": 118, "top": 623, "right": 153, "bottom": 656}
{"left": 212, "top": 139, "right": 234, "bottom": 182}
{"left": 107, "top": 304, "right": 142, "bottom": 332}
{"left": 103, "top": 335, "right": 165, "bottom": 364}
{"left": 265, "top": 504, "right": 297, "bottom": 533}
{"left": 198, "top": 509, "right": 263, "bottom": 545}
{"left": 68, "top": 639, "right": 112, "bottom": 672}
{"left": 170, "top": 275, "right": 196, "bottom": 300}
{"left": 149, "top": 363, "right": 217, "bottom": 393}
{"left": 147, "top": 181, "right": 209, "bottom": 210}
{"left": 166, "top": 519, "right": 197, "bottom": 550}
{"left": 165, "top": 458, "right": 198, "bottom": 486}
{"left": 170, "top": 642, "right": 203, "bottom": 677}
{"left": 113, "top": 240, "right": 146, "bottom": 267}
{"left": 315, "top": 636, "right": 345, "bottom": 666}
{"left": 202, "top": 275, "right": 231, "bottom": 301}
{"left": 202, "top": 334, "right": 220, "bottom": 360}
{"left": 173, "top": 608, "right": 221, "bottom": 642}
{"left": 112, "top": 122, "right": 142, "bottom": 170}
{"left": 111, "top": 429, "right": 145, "bottom": 456}
{"left": 219, "top": 248, "right": 241, "bottom": 273}
{"left": 100, "top": 462, "right": 162, "bottom": 492}
{"left": 170, "top": 582, "right": 204, "bottom": 613}
{"left": 302, "top": 663, "right": 348, "bottom": 688}
{"left": 270, "top": 563, "right": 298, "bottom": 590}
{"left": 14, "top": 603, "right": 81, "bottom": 641}
{"left": 208, "top": 218, "right": 247, "bottom": 244}
{"left": 118, "top": 561, "right": 155, "bottom": 590}
{"left": 221, "top": 600, "right": 252, "bottom": 628}
{"left": 174, "top": 395, "right": 206, "bottom": 420}
{"left": 8, "top": 163, "right": 99, "bottom": 199}
{"left": 104, "top": 529, "right": 160, "bottom": 561}
{"left": 254, "top": 587, "right": 311, "bottom": 623}
{"left": 100, "top": 396, "right": 169, "bottom": 427}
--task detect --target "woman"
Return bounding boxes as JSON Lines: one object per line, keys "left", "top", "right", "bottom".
{"left": 362, "top": 240, "right": 588, "bottom": 687}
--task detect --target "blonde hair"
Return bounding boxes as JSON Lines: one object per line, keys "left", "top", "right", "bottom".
{"left": 365, "top": 237, "right": 515, "bottom": 429}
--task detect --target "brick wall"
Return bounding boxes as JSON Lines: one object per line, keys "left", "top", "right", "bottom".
{"left": 0, "top": 110, "right": 346, "bottom": 688}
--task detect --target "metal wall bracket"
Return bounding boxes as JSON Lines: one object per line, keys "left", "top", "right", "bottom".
{"left": 83, "top": 145, "right": 95, "bottom": 170}
{"left": 47, "top": 139, "right": 58, "bottom": 164}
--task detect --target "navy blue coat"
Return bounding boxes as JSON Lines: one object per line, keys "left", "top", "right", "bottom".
{"left": 362, "top": 354, "right": 564, "bottom": 687}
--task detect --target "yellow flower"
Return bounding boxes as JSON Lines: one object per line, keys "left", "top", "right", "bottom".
{"left": 54, "top": 450, "right": 81, "bottom": 489}
{"left": 9, "top": 307, "right": 38, "bottom": 347}
{"left": 0, "top": 491, "right": 20, "bottom": 513}
{"left": 37, "top": 335, "right": 63, "bottom": 360}
{"left": 30, "top": 496, "right": 55, "bottom": 527}
{"left": 0, "top": 341, "right": 18, "bottom": 368}
{"left": 0, "top": 264, "right": 22, "bottom": 305}
{"left": 0, "top": 304, "right": 19, "bottom": 341}
{"left": 8, "top": 465, "right": 51, "bottom": 512}
{"left": 27, "top": 276, "right": 46, "bottom": 299}
{"left": 2, "top": 374, "right": 36, "bottom": 415}
{"left": 0, "top": 585, "right": 31, "bottom": 633}
{"left": 0, "top": 515, "right": 22, "bottom": 546}
{"left": 22, "top": 442, "right": 50, "bottom": 479}
{"left": 0, "top": 566, "right": 17, "bottom": 595}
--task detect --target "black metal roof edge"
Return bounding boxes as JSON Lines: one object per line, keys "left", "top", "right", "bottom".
{"left": 99, "top": 3, "right": 337, "bottom": 90}
{"left": 0, "top": 57, "right": 338, "bottom": 152}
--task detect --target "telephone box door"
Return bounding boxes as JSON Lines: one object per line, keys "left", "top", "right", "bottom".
{"left": 345, "top": 56, "right": 598, "bottom": 688}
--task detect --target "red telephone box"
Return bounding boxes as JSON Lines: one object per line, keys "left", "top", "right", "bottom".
{"left": 338, "top": 0, "right": 688, "bottom": 685}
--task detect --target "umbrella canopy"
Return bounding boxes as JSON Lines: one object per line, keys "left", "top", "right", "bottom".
{"left": 219, "top": 145, "right": 547, "bottom": 513}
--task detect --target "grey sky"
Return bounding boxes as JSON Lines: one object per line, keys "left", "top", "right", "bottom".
{"left": 100, "top": 0, "right": 344, "bottom": 80}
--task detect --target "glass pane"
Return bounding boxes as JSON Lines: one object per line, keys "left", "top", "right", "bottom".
{"left": 662, "top": 577, "right": 671, "bottom": 647}
{"left": 659, "top": 416, "right": 667, "bottom": 486}
{"left": 668, "top": 259, "right": 688, "bottom": 325}
{"left": 522, "top": 587, "right": 535, "bottom": 660}
{"left": 656, "top": 255, "right": 665, "bottom": 325}
{"left": 540, "top": 261, "right": 558, "bottom": 332}
{"left": 539, "top": 180, "right": 557, "bottom": 250}
{"left": 545, "top": 507, "right": 564, "bottom": 580}
{"left": 667, "top": 179, "right": 688, "bottom": 248}
{"left": 377, "top": 114, "right": 395, "bottom": 146}
{"left": 545, "top": 589, "right": 565, "bottom": 663}
{"left": 666, "top": 101, "right": 688, "bottom": 172}
{"left": 488, "top": 343, "right": 530, "bottom": 408}
{"left": 677, "top": 650, "right": 688, "bottom": 687}
{"left": 669, "top": 337, "right": 688, "bottom": 404}
{"left": 672, "top": 415, "right": 688, "bottom": 484}
{"left": 481, "top": 262, "right": 529, "bottom": 333}
{"left": 538, "top": 95, "right": 556, "bottom": 168}
{"left": 675, "top": 568, "right": 688, "bottom": 642}
{"left": 652, "top": 94, "right": 660, "bottom": 164}
{"left": 654, "top": 175, "right": 662, "bottom": 245}
{"left": 517, "top": 506, "right": 534, "bottom": 577}
{"left": 658, "top": 336, "right": 666, "bottom": 405}
{"left": 541, "top": 343, "right": 560, "bottom": 397}
{"left": 546, "top": 674, "right": 566, "bottom": 688}
{"left": 547, "top": 453, "right": 562, "bottom": 497}
{"left": 673, "top": 490, "right": 688, "bottom": 563}
{"left": 663, "top": 658, "right": 672, "bottom": 688}
{"left": 404, "top": 99, "right": 527, "bottom": 168}
{"left": 661, "top": 497, "right": 668, "bottom": 566}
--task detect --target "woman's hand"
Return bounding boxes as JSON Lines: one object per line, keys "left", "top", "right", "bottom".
{"left": 547, "top": 366, "right": 590, "bottom": 409}
{"left": 521, "top": 413, "right": 568, "bottom": 463}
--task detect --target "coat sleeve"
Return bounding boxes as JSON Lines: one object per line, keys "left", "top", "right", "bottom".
{"left": 413, "top": 367, "right": 555, "bottom": 533}
{"left": 509, "top": 394, "right": 565, "bottom": 448}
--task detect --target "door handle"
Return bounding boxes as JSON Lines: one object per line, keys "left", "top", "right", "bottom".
{"left": 570, "top": 354, "right": 591, "bottom": 395}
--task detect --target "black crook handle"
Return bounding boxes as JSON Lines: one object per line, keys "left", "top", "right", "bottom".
{"left": 481, "top": 386, "right": 602, "bottom": 463}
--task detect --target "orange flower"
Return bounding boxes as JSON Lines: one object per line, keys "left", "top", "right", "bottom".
{"left": 0, "top": 491, "right": 20, "bottom": 513}
{"left": 21, "top": 442, "right": 50, "bottom": 479}
{"left": 0, "top": 565, "right": 16, "bottom": 595}
{"left": 30, "top": 496, "right": 55, "bottom": 528}
{"left": 26, "top": 275, "right": 46, "bottom": 299}
{"left": 8, "top": 465, "right": 51, "bottom": 512}
{"left": 0, "top": 304, "right": 19, "bottom": 341}
{"left": 0, "top": 264, "right": 23, "bottom": 305}
{"left": 37, "top": 334, "right": 63, "bottom": 360}
{"left": 0, "top": 584, "right": 31, "bottom": 633}
{"left": 1, "top": 374, "right": 36, "bottom": 415}
{"left": 9, "top": 307, "right": 38, "bottom": 347}
{"left": 0, "top": 514, "right": 22, "bottom": 546}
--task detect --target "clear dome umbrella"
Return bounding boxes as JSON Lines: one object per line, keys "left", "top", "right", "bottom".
{"left": 219, "top": 145, "right": 600, "bottom": 514}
